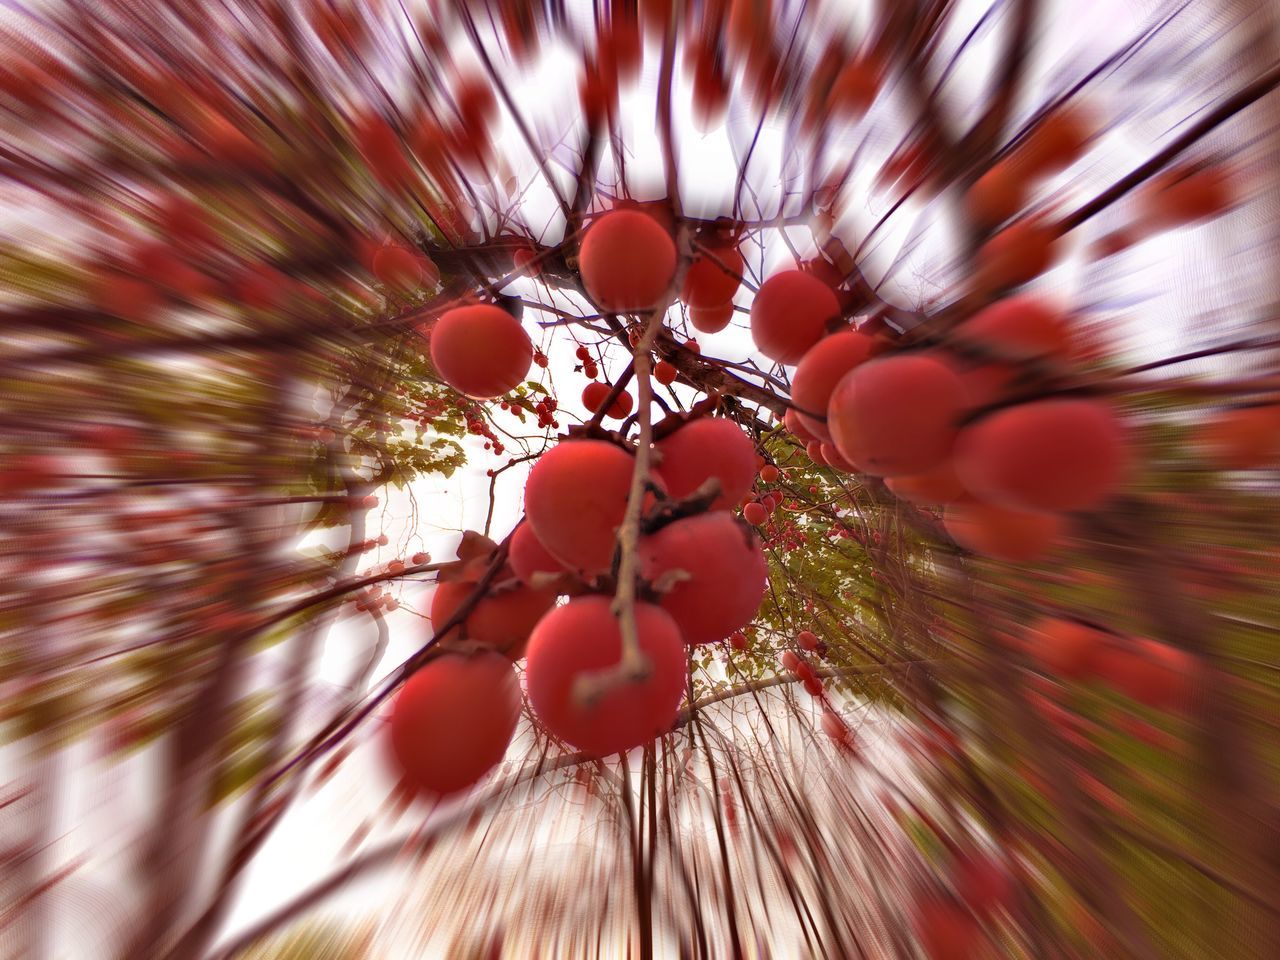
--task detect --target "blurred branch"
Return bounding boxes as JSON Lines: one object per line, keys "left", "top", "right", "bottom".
{"left": 1057, "top": 59, "right": 1280, "bottom": 234}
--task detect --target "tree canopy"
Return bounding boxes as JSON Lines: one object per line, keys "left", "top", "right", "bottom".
{"left": 2, "top": 1, "right": 1279, "bottom": 959}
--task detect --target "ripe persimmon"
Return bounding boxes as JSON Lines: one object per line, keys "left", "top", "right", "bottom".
{"left": 790, "top": 331, "right": 874, "bottom": 442}
{"left": 944, "top": 499, "right": 1063, "bottom": 562}
{"left": 579, "top": 210, "right": 676, "bottom": 313}
{"left": 1019, "top": 106, "right": 1091, "bottom": 177}
{"left": 1093, "top": 637, "right": 1196, "bottom": 712}
{"left": 785, "top": 407, "right": 820, "bottom": 445}
{"left": 689, "top": 301, "right": 735, "bottom": 334}
{"left": 885, "top": 460, "right": 966, "bottom": 506}
{"left": 974, "top": 218, "right": 1060, "bottom": 292}
{"left": 966, "top": 162, "right": 1025, "bottom": 227}
{"left": 386, "top": 652, "right": 520, "bottom": 796}
{"left": 953, "top": 296, "right": 1073, "bottom": 367}
{"left": 508, "top": 522, "right": 568, "bottom": 587}
{"left": 524, "top": 596, "right": 687, "bottom": 755}
{"left": 655, "top": 417, "right": 757, "bottom": 510}
{"left": 373, "top": 244, "right": 427, "bottom": 293}
{"left": 654, "top": 360, "right": 679, "bottom": 385}
{"left": 429, "top": 304, "right": 534, "bottom": 399}
{"left": 639, "top": 512, "right": 768, "bottom": 646}
{"left": 682, "top": 246, "right": 743, "bottom": 308}
{"left": 430, "top": 576, "right": 556, "bottom": 660}
{"left": 955, "top": 399, "right": 1129, "bottom": 512}
{"left": 750, "top": 270, "right": 841, "bottom": 364}
{"left": 523, "top": 440, "right": 648, "bottom": 577}
{"left": 1192, "top": 404, "right": 1280, "bottom": 471}
{"left": 582, "top": 381, "right": 634, "bottom": 419}
{"left": 1025, "top": 617, "right": 1106, "bottom": 680}
{"left": 827, "top": 354, "right": 969, "bottom": 476}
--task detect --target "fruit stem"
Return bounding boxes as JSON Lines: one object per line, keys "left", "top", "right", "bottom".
{"left": 573, "top": 301, "right": 673, "bottom": 707}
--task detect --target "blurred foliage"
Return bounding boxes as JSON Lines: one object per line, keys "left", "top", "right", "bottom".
{"left": 232, "top": 920, "right": 375, "bottom": 960}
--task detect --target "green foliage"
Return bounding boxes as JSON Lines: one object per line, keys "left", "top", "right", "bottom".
{"left": 233, "top": 920, "right": 375, "bottom": 960}
{"left": 732, "top": 428, "right": 935, "bottom": 704}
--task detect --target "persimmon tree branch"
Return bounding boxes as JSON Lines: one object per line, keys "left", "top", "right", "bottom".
{"left": 1057, "top": 58, "right": 1280, "bottom": 233}
{"left": 573, "top": 301, "right": 673, "bottom": 706}
{"left": 958, "top": 0, "right": 1040, "bottom": 164}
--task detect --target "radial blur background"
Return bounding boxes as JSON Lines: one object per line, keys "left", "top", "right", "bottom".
{"left": 2, "top": 0, "right": 1279, "bottom": 958}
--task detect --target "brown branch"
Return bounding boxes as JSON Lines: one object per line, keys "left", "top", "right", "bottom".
{"left": 573, "top": 301, "right": 671, "bottom": 705}
{"left": 200, "top": 658, "right": 927, "bottom": 957}
{"left": 680, "top": 660, "right": 939, "bottom": 720}
{"left": 201, "top": 752, "right": 591, "bottom": 960}
{"left": 656, "top": 19, "right": 681, "bottom": 220}
{"left": 457, "top": 6, "right": 574, "bottom": 225}
{"left": 957, "top": 0, "right": 1040, "bottom": 164}
{"left": 1057, "top": 59, "right": 1280, "bottom": 234}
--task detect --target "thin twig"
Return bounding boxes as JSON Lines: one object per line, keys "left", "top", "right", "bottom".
{"left": 573, "top": 299, "right": 673, "bottom": 705}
